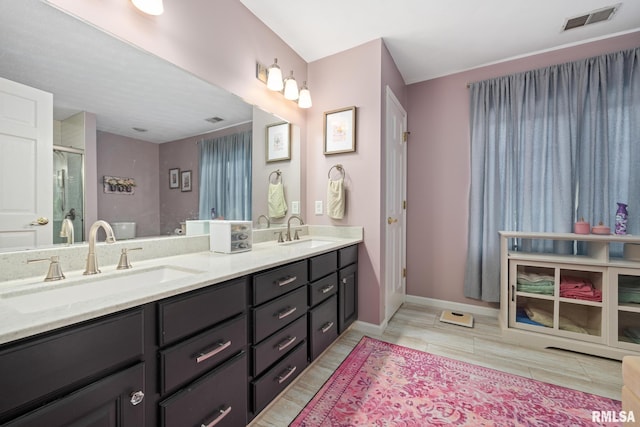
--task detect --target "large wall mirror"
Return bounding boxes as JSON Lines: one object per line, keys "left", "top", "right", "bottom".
{"left": 0, "top": 0, "right": 301, "bottom": 250}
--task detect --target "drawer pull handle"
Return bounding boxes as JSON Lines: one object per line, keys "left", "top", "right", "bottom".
{"left": 277, "top": 335, "right": 297, "bottom": 351}
{"left": 277, "top": 306, "right": 297, "bottom": 319}
{"left": 196, "top": 340, "right": 232, "bottom": 363}
{"left": 277, "top": 276, "right": 297, "bottom": 287}
{"left": 321, "top": 322, "right": 335, "bottom": 334}
{"left": 321, "top": 284, "right": 335, "bottom": 294}
{"left": 277, "top": 366, "right": 297, "bottom": 384}
{"left": 201, "top": 405, "right": 232, "bottom": 427}
{"left": 130, "top": 390, "right": 145, "bottom": 406}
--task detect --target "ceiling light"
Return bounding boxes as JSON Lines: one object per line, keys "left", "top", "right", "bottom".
{"left": 131, "top": 0, "right": 164, "bottom": 15}
{"left": 283, "top": 71, "right": 299, "bottom": 101}
{"left": 298, "top": 82, "right": 312, "bottom": 109}
{"left": 266, "top": 58, "right": 284, "bottom": 91}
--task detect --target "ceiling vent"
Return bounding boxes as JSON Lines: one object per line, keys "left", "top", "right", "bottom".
{"left": 563, "top": 4, "right": 620, "bottom": 31}
{"left": 205, "top": 116, "right": 224, "bottom": 124}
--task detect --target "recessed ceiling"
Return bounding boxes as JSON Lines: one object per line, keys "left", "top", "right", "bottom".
{"left": 239, "top": 0, "right": 640, "bottom": 84}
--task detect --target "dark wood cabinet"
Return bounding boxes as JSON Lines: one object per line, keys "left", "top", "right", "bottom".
{"left": 3, "top": 363, "right": 145, "bottom": 427}
{"left": 309, "top": 294, "right": 338, "bottom": 360}
{"left": 339, "top": 263, "right": 358, "bottom": 333}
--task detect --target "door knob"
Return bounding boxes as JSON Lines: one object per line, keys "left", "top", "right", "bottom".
{"left": 387, "top": 217, "right": 397, "bottom": 224}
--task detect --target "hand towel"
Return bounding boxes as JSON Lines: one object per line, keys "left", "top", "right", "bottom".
{"left": 268, "top": 182, "right": 287, "bottom": 218}
{"left": 327, "top": 178, "right": 345, "bottom": 219}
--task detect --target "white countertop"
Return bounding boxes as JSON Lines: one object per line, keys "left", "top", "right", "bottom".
{"left": 0, "top": 233, "right": 361, "bottom": 345}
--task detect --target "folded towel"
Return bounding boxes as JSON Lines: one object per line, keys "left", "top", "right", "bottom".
{"left": 268, "top": 182, "right": 287, "bottom": 219}
{"left": 326, "top": 178, "right": 345, "bottom": 219}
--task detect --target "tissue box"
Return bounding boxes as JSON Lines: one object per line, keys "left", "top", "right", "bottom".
{"left": 209, "top": 220, "right": 252, "bottom": 253}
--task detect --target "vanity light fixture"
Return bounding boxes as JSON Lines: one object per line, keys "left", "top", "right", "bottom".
{"left": 266, "top": 58, "right": 284, "bottom": 91}
{"left": 283, "top": 70, "right": 299, "bottom": 101}
{"left": 131, "top": 0, "right": 164, "bottom": 16}
{"left": 298, "top": 81, "right": 312, "bottom": 109}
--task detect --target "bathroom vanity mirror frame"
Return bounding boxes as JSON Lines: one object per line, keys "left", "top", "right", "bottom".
{"left": 0, "top": 0, "right": 301, "bottom": 251}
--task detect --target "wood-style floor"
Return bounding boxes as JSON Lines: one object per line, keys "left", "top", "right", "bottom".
{"left": 250, "top": 302, "right": 623, "bottom": 426}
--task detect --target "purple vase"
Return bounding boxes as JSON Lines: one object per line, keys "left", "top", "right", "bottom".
{"left": 615, "top": 202, "right": 628, "bottom": 235}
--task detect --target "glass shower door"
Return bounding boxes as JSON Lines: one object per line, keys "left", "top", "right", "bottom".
{"left": 53, "top": 148, "right": 84, "bottom": 243}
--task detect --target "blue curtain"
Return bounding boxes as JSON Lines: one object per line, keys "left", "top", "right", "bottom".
{"left": 198, "top": 130, "right": 252, "bottom": 221}
{"left": 465, "top": 48, "right": 640, "bottom": 302}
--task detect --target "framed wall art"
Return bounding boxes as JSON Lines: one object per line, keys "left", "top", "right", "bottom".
{"left": 266, "top": 121, "right": 291, "bottom": 162}
{"left": 324, "top": 106, "right": 356, "bottom": 155}
{"left": 181, "top": 170, "right": 192, "bottom": 192}
{"left": 169, "top": 168, "right": 180, "bottom": 189}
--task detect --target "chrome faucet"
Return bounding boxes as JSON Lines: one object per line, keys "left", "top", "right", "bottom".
{"left": 257, "top": 214, "right": 270, "bottom": 229}
{"left": 286, "top": 215, "right": 304, "bottom": 241}
{"left": 84, "top": 220, "right": 117, "bottom": 275}
{"left": 59, "top": 218, "right": 74, "bottom": 245}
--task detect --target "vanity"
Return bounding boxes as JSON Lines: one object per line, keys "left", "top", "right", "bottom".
{"left": 0, "top": 229, "right": 361, "bottom": 426}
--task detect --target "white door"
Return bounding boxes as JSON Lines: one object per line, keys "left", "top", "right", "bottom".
{"left": 0, "top": 77, "right": 53, "bottom": 250}
{"left": 384, "top": 86, "right": 407, "bottom": 321}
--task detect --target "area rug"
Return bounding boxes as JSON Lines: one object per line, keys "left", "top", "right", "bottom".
{"left": 290, "top": 336, "right": 623, "bottom": 426}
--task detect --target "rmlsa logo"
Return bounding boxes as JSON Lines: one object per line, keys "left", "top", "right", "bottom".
{"left": 592, "top": 410, "right": 635, "bottom": 423}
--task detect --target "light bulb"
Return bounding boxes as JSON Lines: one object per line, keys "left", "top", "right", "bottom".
{"left": 298, "top": 82, "right": 312, "bottom": 108}
{"left": 284, "top": 71, "right": 299, "bottom": 100}
{"left": 266, "top": 58, "right": 284, "bottom": 91}
{"left": 131, "top": 0, "right": 164, "bottom": 15}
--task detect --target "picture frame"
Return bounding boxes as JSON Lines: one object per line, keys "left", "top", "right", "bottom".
{"left": 324, "top": 106, "right": 356, "bottom": 155}
{"left": 266, "top": 122, "right": 291, "bottom": 163}
{"left": 181, "top": 170, "right": 192, "bottom": 192}
{"left": 169, "top": 168, "right": 180, "bottom": 189}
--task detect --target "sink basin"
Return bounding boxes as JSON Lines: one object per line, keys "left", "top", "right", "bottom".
{"left": 0, "top": 266, "right": 202, "bottom": 314}
{"left": 280, "top": 238, "right": 333, "bottom": 249}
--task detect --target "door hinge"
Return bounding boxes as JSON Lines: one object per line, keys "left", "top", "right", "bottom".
{"left": 402, "top": 268, "right": 406, "bottom": 278}
{"left": 403, "top": 200, "right": 406, "bottom": 210}
{"left": 402, "top": 131, "right": 410, "bottom": 143}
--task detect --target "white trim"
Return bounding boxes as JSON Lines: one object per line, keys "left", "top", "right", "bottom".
{"left": 405, "top": 295, "right": 499, "bottom": 318}
{"left": 352, "top": 319, "right": 388, "bottom": 335}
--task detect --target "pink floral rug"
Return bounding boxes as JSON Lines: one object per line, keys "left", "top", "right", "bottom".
{"left": 290, "top": 336, "right": 622, "bottom": 426}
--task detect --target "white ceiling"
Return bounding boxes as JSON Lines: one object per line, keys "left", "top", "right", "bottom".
{"left": 239, "top": 0, "right": 640, "bottom": 84}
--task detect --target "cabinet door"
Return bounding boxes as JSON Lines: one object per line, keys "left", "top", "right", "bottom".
{"left": 610, "top": 267, "right": 640, "bottom": 351}
{"left": 4, "top": 363, "right": 145, "bottom": 427}
{"left": 309, "top": 295, "right": 338, "bottom": 361}
{"left": 339, "top": 263, "right": 358, "bottom": 334}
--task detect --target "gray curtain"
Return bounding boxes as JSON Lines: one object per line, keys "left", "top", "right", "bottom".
{"left": 198, "top": 130, "right": 252, "bottom": 221}
{"left": 465, "top": 48, "right": 640, "bottom": 302}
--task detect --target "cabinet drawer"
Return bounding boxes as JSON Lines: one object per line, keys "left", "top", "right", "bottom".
{"left": 251, "top": 342, "right": 307, "bottom": 415}
{"left": 309, "top": 272, "right": 338, "bottom": 307}
{"left": 3, "top": 363, "right": 145, "bottom": 427}
{"left": 253, "top": 260, "right": 308, "bottom": 305}
{"left": 252, "top": 314, "right": 307, "bottom": 377}
{"left": 160, "top": 314, "right": 247, "bottom": 395}
{"left": 160, "top": 352, "right": 247, "bottom": 427}
{"left": 0, "top": 309, "right": 143, "bottom": 419}
{"left": 309, "top": 251, "right": 337, "bottom": 282}
{"left": 252, "top": 285, "right": 307, "bottom": 343}
{"left": 339, "top": 245, "right": 358, "bottom": 268}
{"left": 158, "top": 277, "right": 247, "bottom": 346}
{"left": 309, "top": 295, "right": 338, "bottom": 361}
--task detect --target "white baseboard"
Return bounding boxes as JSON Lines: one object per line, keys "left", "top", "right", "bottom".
{"left": 352, "top": 319, "right": 388, "bottom": 335}
{"left": 404, "top": 295, "right": 499, "bottom": 318}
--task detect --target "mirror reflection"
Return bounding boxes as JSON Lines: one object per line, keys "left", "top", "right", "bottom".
{"left": 0, "top": 0, "right": 301, "bottom": 251}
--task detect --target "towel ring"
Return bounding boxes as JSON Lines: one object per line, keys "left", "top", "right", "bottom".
{"left": 269, "top": 169, "right": 282, "bottom": 184}
{"left": 328, "top": 164, "right": 345, "bottom": 180}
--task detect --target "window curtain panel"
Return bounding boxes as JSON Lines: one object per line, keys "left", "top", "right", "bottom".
{"left": 465, "top": 48, "right": 640, "bottom": 302}
{"left": 198, "top": 130, "right": 252, "bottom": 221}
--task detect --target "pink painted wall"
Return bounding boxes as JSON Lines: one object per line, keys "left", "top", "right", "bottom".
{"left": 306, "top": 39, "right": 386, "bottom": 325}
{"left": 96, "top": 131, "right": 160, "bottom": 237}
{"left": 405, "top": 31, "right": 640, "bottom": 308}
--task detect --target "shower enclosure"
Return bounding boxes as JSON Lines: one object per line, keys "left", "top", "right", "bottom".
{"left": 53, "top": 146, "right": 84, "bottom": 243}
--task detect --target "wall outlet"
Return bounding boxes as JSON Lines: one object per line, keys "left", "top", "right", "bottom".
{"left": 291, "top": 201, "right": 300, "bottom": 214}
{"left": 315, "top": 200, "right": 323, "bottom": 215}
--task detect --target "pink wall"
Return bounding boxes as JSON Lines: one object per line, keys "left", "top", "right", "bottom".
{"left": 405, "top": 32, "right": 640, "bottom": 308}
{"left": 306, "top": 39, "right": 386, "bottom": 325}
{"left": 96, "top": 131, "right": 160, "bottom": 237}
